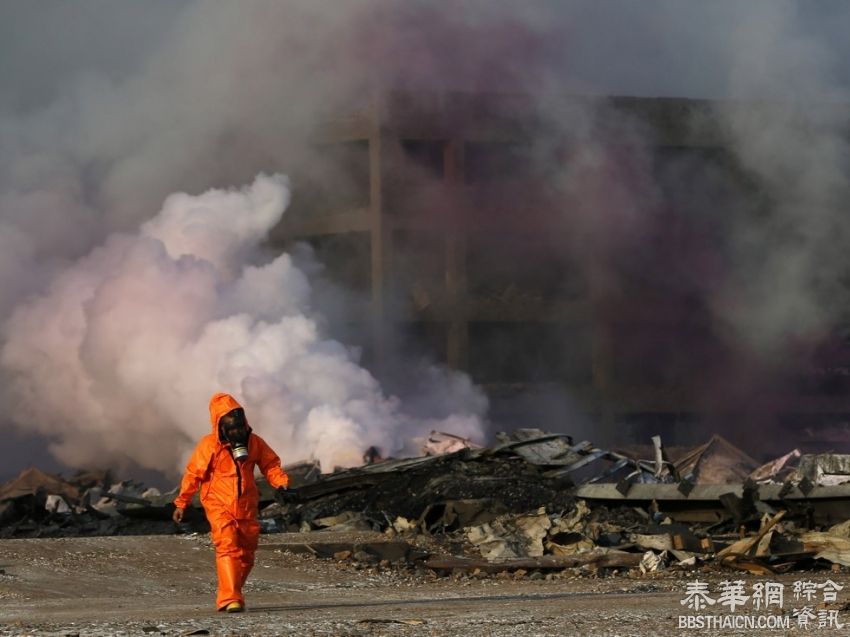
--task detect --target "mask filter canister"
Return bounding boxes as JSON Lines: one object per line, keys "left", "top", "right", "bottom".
{"left": 219, "top": 408, "right": 250, "bottom": 462}
{"left": 232, "top": 443, "right": 249, "bottom": 461}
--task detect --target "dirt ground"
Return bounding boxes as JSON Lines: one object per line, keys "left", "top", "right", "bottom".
{"left": 1, "top": 531, "right": 849, "bottom": 637}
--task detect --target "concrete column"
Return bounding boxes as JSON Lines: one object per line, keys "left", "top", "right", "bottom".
{"left": 368, "top": 93, "right": 390, "bottom": 375}
{"left": 588, "top": 263, "right": 616, "bottom": 428}
{"left": 444, "top": 139, "right": 468, "bottom": 370}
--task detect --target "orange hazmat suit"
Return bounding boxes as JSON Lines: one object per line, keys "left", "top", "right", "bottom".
{"left": 174, "top": 393, "right": 289, "bottom": 611}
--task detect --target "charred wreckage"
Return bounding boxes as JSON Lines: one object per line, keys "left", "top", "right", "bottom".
{"left": 4, "top": 429, "right": 850, "bottom": 578}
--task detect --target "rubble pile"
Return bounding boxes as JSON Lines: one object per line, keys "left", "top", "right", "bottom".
{"left": 5, "top": 428, "right": 850, "bottom": 578}
{"left": 0, "top": 467, "right": 176, "bottom": 538}
{"left": 268, "top": 430, "right": 850, "bottom": 576}
{"left": 266, "top": 434, "right": 577, "bottom": 534}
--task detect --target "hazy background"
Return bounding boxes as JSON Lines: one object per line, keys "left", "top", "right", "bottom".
{"left": 2, "top": 0, "right": 850, "bottom": 484}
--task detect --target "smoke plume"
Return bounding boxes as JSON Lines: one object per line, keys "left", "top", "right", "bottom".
{"left": 1, "top": 175, "right": 484, "bottom": 473}
{"left": 2, "top": 1, "right": 850, "bottom": 475}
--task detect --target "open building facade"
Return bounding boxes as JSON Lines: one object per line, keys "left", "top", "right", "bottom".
{"left": 270, "top": 91, "right": 850, "bottom": 454}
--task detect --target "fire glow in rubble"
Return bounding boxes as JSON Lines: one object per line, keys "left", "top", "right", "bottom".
{"left": 5, "top": 429, "right": 850, "bottom": 576}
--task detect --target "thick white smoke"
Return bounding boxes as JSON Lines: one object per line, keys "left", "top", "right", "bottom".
{"left": 3, "top": 0, "right": 850, "bottom": 475}
{"left": 0, "top": 174, "right": 485, "bottom": 473}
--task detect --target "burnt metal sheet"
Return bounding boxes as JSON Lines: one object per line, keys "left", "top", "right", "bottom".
{"left": 490, "top": 429, "right": 583, "bottom": 465}
{"left": 0, "top": 467, "right": 80, "bottom": 502}
{"left": 674, "top": 435, "right": 759, "bottom": 484}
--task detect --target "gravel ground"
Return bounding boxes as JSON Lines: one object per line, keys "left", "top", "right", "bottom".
{"left": 1, "top": 532, "right": 849, "bottom": 636}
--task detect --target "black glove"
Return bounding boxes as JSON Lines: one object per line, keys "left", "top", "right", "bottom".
{"left": 275, "top": 487, "right": 300, "bottom": 505}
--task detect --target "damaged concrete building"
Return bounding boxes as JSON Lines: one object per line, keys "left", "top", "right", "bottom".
{"left": 270, "top": 90, "right": 850, "bottom": 454}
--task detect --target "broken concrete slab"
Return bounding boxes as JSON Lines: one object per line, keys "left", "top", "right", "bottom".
{"left": 797, "top": 454, "right": 850, "bottom": 486}
{"left": 577, "top": 480, "right": 850, "bottom": 501}
{"left": 577, "top": 481, "right": 850, "bottom": 526}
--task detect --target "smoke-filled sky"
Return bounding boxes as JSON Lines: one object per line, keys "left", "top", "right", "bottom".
{"left": 2, "top": 0, "right": 850, "bottom": 480}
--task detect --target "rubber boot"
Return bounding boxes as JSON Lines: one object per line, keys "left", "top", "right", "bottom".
{"left": 215, "top": 555, "right": 244, "bottom": 611}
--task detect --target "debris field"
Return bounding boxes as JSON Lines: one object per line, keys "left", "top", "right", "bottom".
{"left": 4, "top": 428, "right": 850, "bottom": 580}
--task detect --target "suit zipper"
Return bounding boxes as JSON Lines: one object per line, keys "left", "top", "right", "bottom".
{"left": 229, "top": 448, "right": 242, "bottom": 498}
{"left": 236, "top": 456, "right": 243, "bottom": 498}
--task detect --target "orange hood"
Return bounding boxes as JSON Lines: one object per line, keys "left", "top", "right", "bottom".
{"left": 208, "top": 392, "right": 250, "bottom": 434}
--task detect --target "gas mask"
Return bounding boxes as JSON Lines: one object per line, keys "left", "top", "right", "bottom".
{"left": 219, "top": 408, "right": 250, "bottom": 461}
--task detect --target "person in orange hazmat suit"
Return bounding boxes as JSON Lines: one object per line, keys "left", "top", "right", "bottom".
{"left": 172, "top": 392, "right": 291, "bottom": 613}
